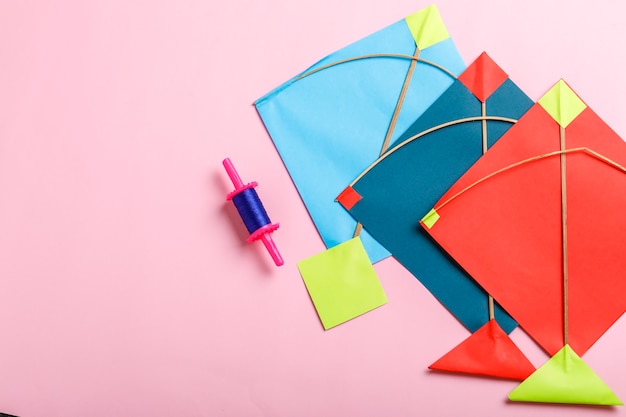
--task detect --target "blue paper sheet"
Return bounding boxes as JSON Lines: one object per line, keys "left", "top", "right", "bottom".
{"left": 255, "top": 5, "right": 465, "bottom": 262}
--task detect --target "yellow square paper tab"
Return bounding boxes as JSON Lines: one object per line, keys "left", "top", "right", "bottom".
{"left": 297, "top": 237, "right": 388, "bottom": 330}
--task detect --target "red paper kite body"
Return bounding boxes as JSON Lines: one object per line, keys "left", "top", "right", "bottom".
{"left": 422, "top": 80, "right": 625, "bottom": 404}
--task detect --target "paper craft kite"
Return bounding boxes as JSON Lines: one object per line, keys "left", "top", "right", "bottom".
{"left": 255, "top": 5, "right": 465, "bottom": 263}
{"left": 422, "top": 80, "right": 625, "bottom": 405}
{"left": 337, "top": 53, "right": 532, "bottom": 337}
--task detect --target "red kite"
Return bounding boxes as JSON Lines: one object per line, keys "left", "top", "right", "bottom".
{"left": 422, "top": 80, "right": 625, "bottom": 405}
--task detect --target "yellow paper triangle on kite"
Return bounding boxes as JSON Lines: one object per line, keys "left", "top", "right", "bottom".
{"left": 508, "top": 344, "right": 623, "bottom": 406}
{"left": 421, "top": 208, "right": 440, "bottom": 229}
{"left": 404, "top": 5, "right": 450, "bottom": 50}
{"left": 538, "top": 79, "right": 587, "bottom": 128}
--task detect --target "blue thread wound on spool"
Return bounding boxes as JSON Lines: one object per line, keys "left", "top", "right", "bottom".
{"left": 232, "top": 188, "right": 271, "bottom": 234}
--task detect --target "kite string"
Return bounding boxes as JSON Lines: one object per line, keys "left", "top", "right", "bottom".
{"left": 353, "top": 46, "right": 421, "bottom": 238}
{"left": 232, "top": 188, "right": 273, "bottom": 234}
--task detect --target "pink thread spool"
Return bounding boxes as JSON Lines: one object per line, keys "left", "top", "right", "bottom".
{"left": 223, "top": 158, "right": 284, "bottom": 266}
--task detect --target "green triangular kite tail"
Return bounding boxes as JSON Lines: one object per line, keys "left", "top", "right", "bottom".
{"left": 509, "top": 344, "right": 622, "bottom": 406}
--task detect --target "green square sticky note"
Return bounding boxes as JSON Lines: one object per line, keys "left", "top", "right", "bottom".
{"left": 297, "top": 237, "right": 388, "bottom": 330}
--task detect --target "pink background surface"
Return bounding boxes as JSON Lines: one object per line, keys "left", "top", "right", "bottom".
{"left": 0, "top": 1, "right": 625, "bottom": 416}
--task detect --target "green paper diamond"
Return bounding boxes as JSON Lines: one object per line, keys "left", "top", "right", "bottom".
{"left": 404, "top": 5, "right": 450, "bottom": 50}
{"left": 538, "top": 80, "right": 587, "bottom": 128}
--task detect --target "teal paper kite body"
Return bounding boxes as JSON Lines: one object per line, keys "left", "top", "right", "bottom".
{"left": 255, "top": 5, "right": 465, "bottom": 262}
{"left": 338, "top": 53, "right": 532, "bottom": 332}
